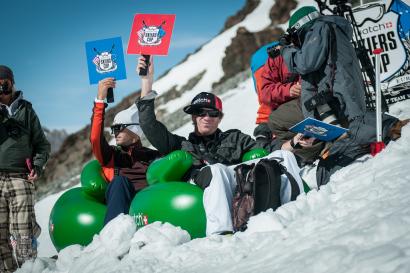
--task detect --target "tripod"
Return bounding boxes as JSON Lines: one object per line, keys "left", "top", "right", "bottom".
{"left": 315, "top": 0, "right": 389, "bottom": 111}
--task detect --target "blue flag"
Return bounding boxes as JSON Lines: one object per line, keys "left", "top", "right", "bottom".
{"left": 85, "top": 37, "right": 127, "bottom": 84}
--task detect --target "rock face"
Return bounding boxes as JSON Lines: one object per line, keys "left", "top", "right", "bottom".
{"left": 35, "top": 0, "right": 297, "bottom": 200}
{"left": 269, "top": 0, "right": 297, "bottom": 26}
{"left": 217, "top": 27, "right": 283, "bottom": 86}
{"left": 43, "top": 128, "right": 68, "bottom": 155}
{"left": 222, "top": 0, "right": 260, "bottom": 31}
{"left": 218, "top": 0, "right": 297, "bottom": 86}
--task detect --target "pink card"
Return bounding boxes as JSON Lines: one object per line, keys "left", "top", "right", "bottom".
{"left": 127, "top": 14, "right": 176, "bottom": 55}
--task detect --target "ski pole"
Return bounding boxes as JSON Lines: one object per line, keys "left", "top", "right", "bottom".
{"left": 371, "top": 48, "right": 385, "bottom": 156}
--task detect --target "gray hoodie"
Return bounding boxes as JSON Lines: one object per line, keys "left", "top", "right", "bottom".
{"left": 281, "top": 15, "right": 366, "bottom": 122}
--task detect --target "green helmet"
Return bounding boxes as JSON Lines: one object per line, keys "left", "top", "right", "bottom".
{"left": 288, "top": 6, "right": 319, "bottom": 32}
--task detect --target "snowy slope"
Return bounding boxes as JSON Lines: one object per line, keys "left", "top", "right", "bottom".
{"left": 152, "top": 0, "right": 273, "bottom": 114}
{"left": 152, "top": 0, "right": 317, "bottom": 114}
{"left": 25, "top": 101, "right": 410, "bottom": 273}
{"left": 25, "top": 0, "right": 410, "bottom": 271}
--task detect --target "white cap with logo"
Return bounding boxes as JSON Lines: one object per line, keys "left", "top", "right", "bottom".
{"left": 113, "top": 104, "right": 144, "bottom": 138}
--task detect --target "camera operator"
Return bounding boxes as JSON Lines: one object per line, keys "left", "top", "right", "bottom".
{"left": 0, "top": 65, "right": 50, "bottom": 272}
{"left": 280, "top": 6, "right": 408, "bottom": 187}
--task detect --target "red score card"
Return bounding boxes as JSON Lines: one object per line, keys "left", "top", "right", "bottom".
{"left": 127, "top": 14, "right": 176, "bottom": 55}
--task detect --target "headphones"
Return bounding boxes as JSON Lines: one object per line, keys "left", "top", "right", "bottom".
{"left": 286, "top": 11, "right": 320, "bottom": 47}
{"left": 288, "top": 11, "right": 320, "bottom": 34}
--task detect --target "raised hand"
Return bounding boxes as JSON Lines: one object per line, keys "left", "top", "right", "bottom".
{"left": 137, "top": 55, "right": 154, "bottom": 98}
{"left": 97, "top": 77, "right": 116, "bottom": 100}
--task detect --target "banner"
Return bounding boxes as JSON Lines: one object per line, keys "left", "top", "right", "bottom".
{"left": 85, "top": 37, "right": 127, "bottom": 85}
{"left": 352, "top": 1, "right": 410, "bottom": 104}
{"left": 127, "top": 14, "right": 176, "bottom": 55}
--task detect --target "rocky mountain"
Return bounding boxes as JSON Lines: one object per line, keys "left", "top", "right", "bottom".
{"left": 35, "top": 0, "right": 298, "bottom": 199}
{"left": 43, "top": 128, "right": 68, "bottom": 155}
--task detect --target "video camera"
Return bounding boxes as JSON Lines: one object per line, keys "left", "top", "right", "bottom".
{"left": 304, "top": 90, "right": 349, "bottom": 128}
{"left": 266, "top": 32, "right": 296, "bottom": 59}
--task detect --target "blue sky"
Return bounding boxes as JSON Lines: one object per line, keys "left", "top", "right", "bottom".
{"left": 0, "top": 0, "right": 245, "bottom": 132}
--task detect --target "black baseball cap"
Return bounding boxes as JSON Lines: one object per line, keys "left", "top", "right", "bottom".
{"left": 183, "top": 92, "right": 223, "bottom": 114}
{"left": 0, "top": 65, "right": 14, "bottom": 83}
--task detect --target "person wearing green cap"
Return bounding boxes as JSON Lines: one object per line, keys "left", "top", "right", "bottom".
{"left": 280, "top": 6, "right": 408, "bottom": 187}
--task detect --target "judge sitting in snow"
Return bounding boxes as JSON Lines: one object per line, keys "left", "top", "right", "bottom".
{"left": 90, "top": 78, "right": 161, "bottom": 225}
{"left": 135, "top": 56, "right": 311, "bottom": 235}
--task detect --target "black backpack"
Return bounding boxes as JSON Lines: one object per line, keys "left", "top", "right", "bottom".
{"left": 232, "top": 158, "right": 300, "bottom": 232}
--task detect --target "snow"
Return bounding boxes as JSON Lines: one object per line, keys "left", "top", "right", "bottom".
{"left": 152, "top": 0, "right": 321, "bottom": 115}
{"left": 25, "top": 0, "right": 410, "bottom": 270}
{"left": 153, "top": 0, "right": 274, "bottom": 114}
{"left": 34, "top": 191, "right": 66, "bottom": 258}
{"left": 27, "top": 99, "right": 410, "bottom": 273}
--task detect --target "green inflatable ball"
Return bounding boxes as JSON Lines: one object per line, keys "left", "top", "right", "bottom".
{"left": 147, "top": 150, "right": 193, "bottom": 185}
{"left": 129, "top": 182, "right": 206, "bottom": 239}
{"left": 303, "top": 180, "right": 311, "bottom": 193}
{"left": 242, "top": 148, "right": 269, "bottom": 162}
{"left": 49, "top": 187, "right": 107, "bottom": 251}
{"left": 80, "top": 159, "right": 107, "bottom": 201}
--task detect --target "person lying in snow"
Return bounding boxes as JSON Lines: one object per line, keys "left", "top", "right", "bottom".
{"left": 280, "top": 6, "right": 409, "bottom": 187}
{"left": 90, "top": 77, "right": 160, "bottom": 226}
{"left": 135, "top": 56, "right": 308, "bottom": 235}
{"left": 256, "top": 45, "right": 325, "bottom": 166}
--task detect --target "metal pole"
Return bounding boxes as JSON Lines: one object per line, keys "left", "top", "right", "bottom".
{"left": 373, "top": 48, "right": 383, "bottom": 142}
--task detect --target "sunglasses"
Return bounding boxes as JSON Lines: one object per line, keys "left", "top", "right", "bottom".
{"left": 193, "top": 109, "right": 221, "bottom": 118}
{"left": 110, "top": 123, "right": 139, "bottom": 135}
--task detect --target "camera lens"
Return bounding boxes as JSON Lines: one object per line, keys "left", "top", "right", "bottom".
{"left": 317, "top": 103, "right": 340, "bottom": 126}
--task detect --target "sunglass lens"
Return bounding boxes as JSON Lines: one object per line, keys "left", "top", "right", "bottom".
{"left": 194, "top": 109, "right": 220, "bottom": 117}
{"left": 207, "top": 110, "right": 220, "bottom": 117}
{"left": 111, "top": 124, "right": 125, "bottom": 134}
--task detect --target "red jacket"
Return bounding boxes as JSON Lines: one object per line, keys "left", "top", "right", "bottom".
{"left": 256, "top": 55, "right": 300, "bottom": 123}
{"left": 90, "top": 102, "right": 160, "bottom": 191}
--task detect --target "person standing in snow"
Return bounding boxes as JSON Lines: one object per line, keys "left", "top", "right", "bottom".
{"left": 280, "top": 6, "right": 409, "bottom": 187}
{"left": 0, "top": 65, "right": 50, "bottom": 272}
{"left": 90, "top": 77, "right": 160, "bottom": 226}
{"left": 135, "top": 56, "right": 308, "bottom": 236}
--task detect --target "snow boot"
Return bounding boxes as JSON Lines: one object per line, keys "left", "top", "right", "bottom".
{"left": 388, "top": 119, "right": 409, "bottom": 140}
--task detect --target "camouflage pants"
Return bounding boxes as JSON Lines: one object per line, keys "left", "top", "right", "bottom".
{"left": 0, "top": 172, "right": 41, "bottom": 273}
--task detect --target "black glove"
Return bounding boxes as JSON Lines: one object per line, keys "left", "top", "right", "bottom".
{"left": 267, "top": 46, "right": 281, "bottom": 59}
{"left": 34, "top": 165, "right": 43, "bottom": 177}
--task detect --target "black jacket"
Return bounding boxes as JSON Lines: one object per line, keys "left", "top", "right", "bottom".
{"left": 0, "top": 91, "right": 50, "bottom": 175}
{"left": 136, "top": 93, "right": 276, "bottom": 167}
